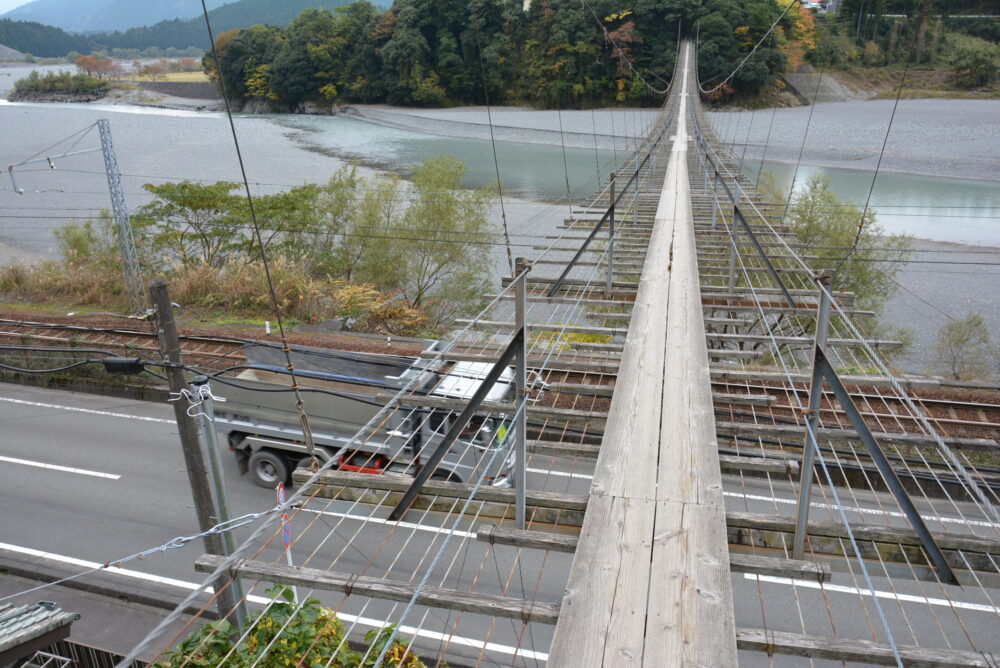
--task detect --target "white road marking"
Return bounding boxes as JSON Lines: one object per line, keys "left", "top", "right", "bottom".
{"left": 526, "top": 467, "right": 592, "bottom": 480}
{"left": 0, "top": 455, "right": 120, "bottom": 480}
{"left": 0, "top": 396, "right": 173, "bottom": 424}
{"left": 725, "top": 491, "right": 1000, "bottom": 529}
{"left": 301, "top": 508, "right": 477, "bottom": 539}
{"left": 745, "top": 574, "right": 1000, "bottom": 613}
{"left": 0, "top": 541, "right": 547, "bottom": 662}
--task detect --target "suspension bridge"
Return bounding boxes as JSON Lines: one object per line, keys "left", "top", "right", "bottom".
{"left": 108, "top": 39, "right": 1000, "bottom": 667}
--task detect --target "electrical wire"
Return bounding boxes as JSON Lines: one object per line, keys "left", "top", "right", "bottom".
{"left": 0, "top": 505, "right": 282, "bottom": 604}
{"left": 472, "top": 15, "right": 513, "bottom": 274}
{"left": 844, "top": 62, "right": 910, "bottom": 261}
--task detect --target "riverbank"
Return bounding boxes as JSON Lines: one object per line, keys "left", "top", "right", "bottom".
{"left": 7, "top": 89, "right": 109, "bottom": 103}
{"left": 705, "top": 98, "right": 1000, "bottom": 183}
{"left": 0, "top": 83, "right": 996, "bottom": 377}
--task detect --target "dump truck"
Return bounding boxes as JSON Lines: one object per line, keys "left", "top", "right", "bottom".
{"left": 210, "top": 343, "right": 516, "bottom": 489}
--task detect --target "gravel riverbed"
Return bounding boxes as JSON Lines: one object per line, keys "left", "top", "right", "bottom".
{"left": 1, "top": 69, "right": 996, "bottom": 377}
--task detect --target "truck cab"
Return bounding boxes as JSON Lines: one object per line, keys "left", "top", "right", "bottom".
{"left": 211, "top": 343, "right": 517, "bottom": 490}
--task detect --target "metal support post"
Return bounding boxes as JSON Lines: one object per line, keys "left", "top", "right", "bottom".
{"left": 149, "top": 280, "right": 243, "bottom": 627}
{"left": 514, "top": 257, "right": 530, "bottom": 530}
{"left": 190, "top": 376, "right": 248, "bottom": 628}
{"left": 634, "top": 158, "right": 641, "bottom": 228}
{"left": 814, "top": 348, "right": 959, "bottom": 585}
{"left": 633, "top": 188, "right": 639, "bottom": 228}
{"left": 97, "top": 119, "right": 145, "bottom": 315}
{"left": 606, "top": 172, "right": 616, "bottom": 294}
{"left": 8, "top": 165, "right": 22, "bottom": 194}
{"left": 792, "top": 270, "right": 833, "bottom": 560}
{"left": 727, "top": 209, "right": 738, "bottom": 294}
{"left": 711, "top": 170, "right": 720, "bottom": 229}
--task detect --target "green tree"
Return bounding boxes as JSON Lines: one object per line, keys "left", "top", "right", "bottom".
{"left": 933, "top": 312, "right": 998, "bottom": 380}
{"left": 782, "top": 174, "right": 911, "bottom": 316}
{"left": 948, "top": 33, "right": 1000, "bottom": 88}
{"left": 239, "top": 185, "right": 324, "bottom": 261}
{"left": 379, "top": 1, "right": 434, "bottom": 104}
{"left": 271, "top": 8, "right": 339, "bottom": 104}
{"left": 390, "top": 155, "right": 496, "bottom": 325}
{"left": 316, "top": 166, "right": 407, "bottom": 282}
{"left": 135, "top": 181, "right": 244, "bottom": 268}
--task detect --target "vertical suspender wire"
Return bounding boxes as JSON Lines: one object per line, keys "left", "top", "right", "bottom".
{"left": 755, "top": 103, "right": 778, "bottom": 188}
{"left": 781, "top": 65, "right": 826, "bottom": 221}
{"left": 621, "top": 107, "right": 628, "bottom": 158}
{"left": 728, "top": 110, "right": 740, "bottom": 155}
{"left": 621, "top": 108, "right": 631, "bottom": 225}
{"left": 557, "top": 109, "right": 574, "bottom": 215}
{"left": 370, "top": 404, "right": 524, "bottom": 667}
{"left": 198, "top": 0, "right": 317, "bottom": 460}
{"left": 738, "top": 107, "right": 756, "bottom": 175}
{"left": 473, "top": 19, "right": 514, "bottom": 274}
{"left": 591, "top": 109, "right": 602, "bottom": 189}
{"left": 609, "top": 107, "right": 619, "bottom": 171}
{"left": 844, "top": 63, "right": 909, "bottom": 262}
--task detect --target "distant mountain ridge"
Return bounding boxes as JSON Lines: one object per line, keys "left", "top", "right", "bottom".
{"left": 0, "top": 18, "right": 93, "bottom": 56}
{"left": 0, "top": 0, "right": 374, "bottom": 57}
{"left": 1, "top": 0, "right": 232, "bottom": 34}
{"left": 97, "top": 0, "right": 369, "bottom": 51}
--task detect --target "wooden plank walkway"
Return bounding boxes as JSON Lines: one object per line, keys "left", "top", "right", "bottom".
{"left": 547, "top": 44, "right": 738, "bottom": 666}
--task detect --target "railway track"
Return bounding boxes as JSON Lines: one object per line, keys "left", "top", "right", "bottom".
{"left": 0, "top": 318, "right": 248, "bottom": 370}
{"left": 711, "top": 380, "right": 1000, "bottom": 443}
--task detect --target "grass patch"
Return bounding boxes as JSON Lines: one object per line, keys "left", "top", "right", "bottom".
{"left": 0, "top": 258, "right": 428, "bottom": 336}
{"left": 155, "top": 71, "right": 209, "bottom": 83}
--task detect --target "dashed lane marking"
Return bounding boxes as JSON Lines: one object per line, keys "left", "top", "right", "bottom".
{"left": 0, "top": 541, "right": 549, "bottom": 662}
{"left": 0, "top": 455, "right": 120, "bottom": 480}
{"left": 0, "top": 396, "right": 173, "bottom": 424}
{"left": 746, "top": 574, "right": 1000, "bottom": 613}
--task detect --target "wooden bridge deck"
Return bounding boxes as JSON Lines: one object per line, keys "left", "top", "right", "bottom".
{"left": 547, "top": 43, "right": 738, "bottom": 666}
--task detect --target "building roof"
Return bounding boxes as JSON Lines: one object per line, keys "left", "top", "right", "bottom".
{"left": 0, "top": 602, "right": 79, "bottom": 660}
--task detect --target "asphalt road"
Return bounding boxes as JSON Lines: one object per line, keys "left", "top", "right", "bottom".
{"left": 1, "top": 382, "right": 998, "bottom": 666}
{"left": 0, "top": 382, "right": 567, "bottom": 666}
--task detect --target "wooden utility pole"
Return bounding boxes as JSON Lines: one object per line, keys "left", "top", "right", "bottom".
{"left": 149, "top": 278, "right": 244, "bottom": 627}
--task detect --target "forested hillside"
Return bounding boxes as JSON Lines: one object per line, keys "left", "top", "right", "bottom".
{"left": 96, "top": 0, "right": 368, "bottom": 52}
{"left": 808, "top": 0, "right": 1000, "bottom": 91}
{"left": 0, "top": 18, "right": 92, "bottom": 56}
{"left": 205, "top": 0, "right": 792, "bottom": 109}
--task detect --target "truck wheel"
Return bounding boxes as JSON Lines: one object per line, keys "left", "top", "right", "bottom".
{"left": 248, "top": 450, "right": 289, "bottom": 489}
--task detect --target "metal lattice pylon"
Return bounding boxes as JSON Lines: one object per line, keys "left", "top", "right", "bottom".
{"left": 97, "top": 119, "right": 145, "bottom": 314}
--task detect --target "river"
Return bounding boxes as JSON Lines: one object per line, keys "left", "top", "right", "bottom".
{"left": 0, "top": 62, "right": 997, "bottom": 375}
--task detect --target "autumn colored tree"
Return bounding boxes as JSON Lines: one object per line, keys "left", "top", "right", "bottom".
{"left": 197, "top": 0, "right": 792, "bottom": 108}
{"left": 74, "top": 55, "right": 99, "bottom": 75}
